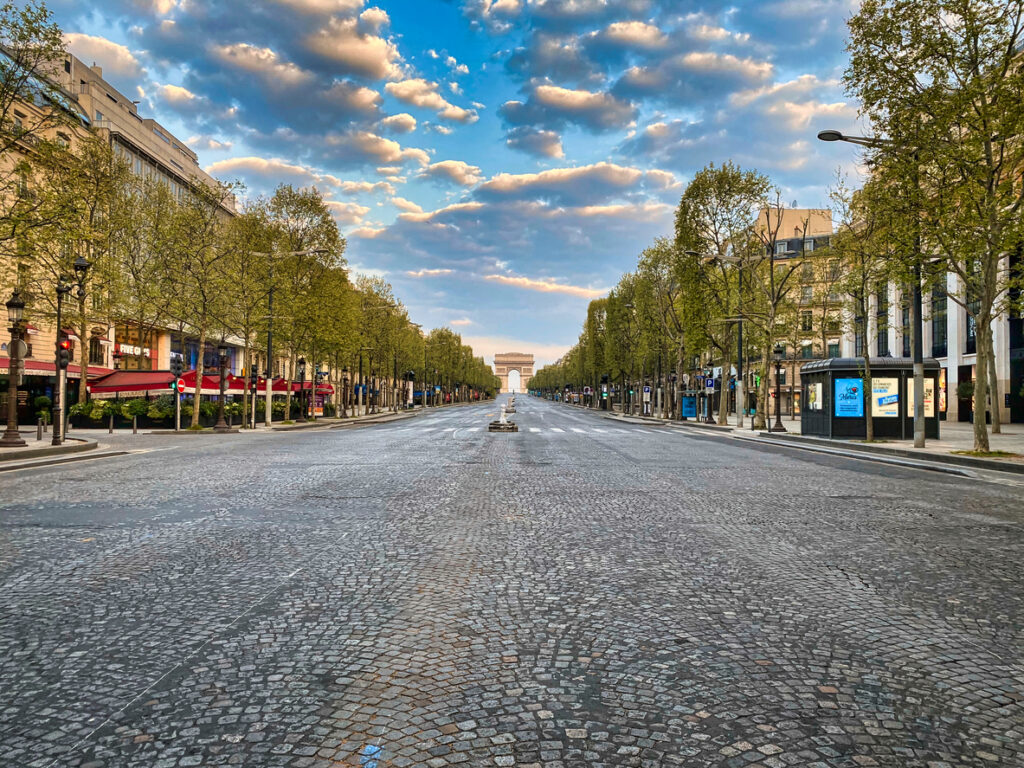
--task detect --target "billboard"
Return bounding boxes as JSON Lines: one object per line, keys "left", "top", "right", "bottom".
{"left": 871, "top": 378, "right": 900, "bottom": 417}
{"left": 834, "top": 378, "right": 864, "bottom": 418}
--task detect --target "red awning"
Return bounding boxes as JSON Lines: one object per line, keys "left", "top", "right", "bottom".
{"left": 2, "top": 357, "right": 113, "bottom": 379}
{"left": 89, "top": 370, "right": 174, "bottom": 394}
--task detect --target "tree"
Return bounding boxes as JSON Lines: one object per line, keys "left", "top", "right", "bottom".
{"left": 0, "top": 1, "right": 72, "bottom": 250}
{"left": 675, "top": 162, "right": 771, "bottom": 425}
{"left": 845, "top": 0, "right": 1024, "bottom": 450}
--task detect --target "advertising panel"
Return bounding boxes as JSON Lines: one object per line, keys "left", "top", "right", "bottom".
{"left": 681, "top": 396, "right": 697, "bottom": 418}
{"left": 834, "top": 378, "right": 864, "bottom": 418}
{"left": 807, "top": 382, "right": 823, "bottom": 411}
{"left": 871, "top": 378, "right": 900, "bottom": 417}
{"left": 907, "top": 378, "right": 936, "bottom": 418}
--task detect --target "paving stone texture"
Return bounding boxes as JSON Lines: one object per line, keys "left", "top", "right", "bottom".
{"left": 0, "top": 396, "right": 1022, "bottom": 767}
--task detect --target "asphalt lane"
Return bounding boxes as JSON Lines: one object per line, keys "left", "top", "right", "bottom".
{"left": 0, "top": 395, "right": 1021, "bottom": 767}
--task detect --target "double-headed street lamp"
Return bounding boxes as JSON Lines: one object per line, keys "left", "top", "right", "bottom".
{"left": 818, "top": 128, "right": 926, "bottom": 448}
{"left": 296, "top": 357, "right": 307, "bottom": 423}
{"left": 214, "top": 344, "right": 231, "bottom": 432}
{"left": 771, "top": 344, "right": 787, "bottom": 433}
{"left": 1, "top": 290, "right": 27, "bottom": 447}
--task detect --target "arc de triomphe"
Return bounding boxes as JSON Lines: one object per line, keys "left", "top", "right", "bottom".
{"left": 493, "top": 352, "right": 534, "bottom": 393}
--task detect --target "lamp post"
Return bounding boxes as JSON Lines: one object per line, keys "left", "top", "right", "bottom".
{"left": 214, "top": 344, "right": 231, "bottom": 432}
{"left": 1, "top": 290, "right": 27, "bottom": 447}
{"left": 341, "top": 367, "right": 349, "bottom": 417}
{"left": 771, "top": 344, "right": 787, "bottom": 433}
{"left": 296, "top": 357, "right": 307, "bottom": 423}
{"left": 818, "top": 128, "right": 925, "bottom": 448}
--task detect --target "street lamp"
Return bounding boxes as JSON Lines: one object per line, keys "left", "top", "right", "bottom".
{"left": 341, "top": 366, "right": 349, "bottom": 418}
{"left": 214, "top": 343, "right": 231, "bottom": 432}
{"left": 818, "top": 127, "right": 925, "bottom": 448}
{"left": 1, "top": 290, "right": 27, "bottom": 447}
{"left": 296, "top": 357, "right": 307, "bottom": 423}
{"left": 771, "top": 344, "right": 787, "bottom": 433}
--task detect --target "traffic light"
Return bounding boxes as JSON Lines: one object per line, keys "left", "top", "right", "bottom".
{"left": 57, "top": 335, "right": 71, "bottom": 370}
{"left": 170, "top": 356, "right": 183, "bottom": 378}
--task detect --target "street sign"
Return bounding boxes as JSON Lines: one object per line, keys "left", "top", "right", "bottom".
{"left": 172, "top": 378, "right": 185, "bottom": 394}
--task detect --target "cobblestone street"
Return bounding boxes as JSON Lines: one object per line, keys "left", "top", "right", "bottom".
{"left": 0, "top": 395, "right": 1022, "bottom": 767}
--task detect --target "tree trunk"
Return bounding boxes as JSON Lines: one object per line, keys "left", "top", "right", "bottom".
{"left": 987, "top": 331, "right": 1001, "bottom": 434}
{"left": 191, "top": 325, "right": 207, "bottom": 427}
{"left": 973, "top": 319, "right": 992, "bottom": 451}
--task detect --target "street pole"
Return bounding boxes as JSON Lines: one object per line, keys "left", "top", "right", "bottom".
{"left": 265, "top": 282, "right": 274, "bottom": 427}
{"left": 51, "top": 282, "right": 70, "bottom": 445}
{"left": 1, "top": 290, "right": 26, "bottom": 447}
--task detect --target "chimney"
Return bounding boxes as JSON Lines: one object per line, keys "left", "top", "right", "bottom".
{"left": 91, "top": 62, "right": 102, "bottom": 78}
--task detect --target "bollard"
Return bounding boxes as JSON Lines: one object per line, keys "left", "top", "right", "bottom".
{"left": 37, "top": 417, "right": 42, "bottom": 441}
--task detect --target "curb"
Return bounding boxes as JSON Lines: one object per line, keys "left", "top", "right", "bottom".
{"left": 735, "top": 433, "right": 974, "bottom": 477}
{"left": 0, "top": 437, "right": 97, "bottom": 463}
{"left": 755, "top": 432, "right": 1024, "bottom": 475}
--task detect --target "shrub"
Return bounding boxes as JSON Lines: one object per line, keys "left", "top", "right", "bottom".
{"left": 121, "top": 398, "right": 148, "bottom": 418}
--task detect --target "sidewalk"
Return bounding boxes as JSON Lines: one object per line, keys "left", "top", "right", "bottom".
{"left": 0, "top": 430, "right": 97, "bottom": 463}
{"left": 552, "top": 397, "right": 1024, "bottom": 474}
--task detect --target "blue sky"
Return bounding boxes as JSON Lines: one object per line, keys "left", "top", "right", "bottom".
{"left": 53, "top": 0, "right": 863, "bottom": 366}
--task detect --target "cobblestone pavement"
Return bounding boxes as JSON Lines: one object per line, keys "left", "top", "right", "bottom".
{"left": 0, "top": 395, "right": 1022, "bottom": 767}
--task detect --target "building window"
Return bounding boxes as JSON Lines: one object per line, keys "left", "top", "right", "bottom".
{"left": 931, "top": 286, "right": 948, "bottom": 357}
{"left": 828, "top": 342, "right": 840, "bottom": 358}
{"left": 89, "top": 337, "right": 105, "bottom": 365}
{"left": 800, "top": 311, "right": 813, "bottom": 332}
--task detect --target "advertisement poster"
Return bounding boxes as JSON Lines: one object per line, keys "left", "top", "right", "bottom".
{"left": 907, "top": 378, "right": 935, "bottom": 418}
{"left": 834, "top": 378, "right": 864, "bottom": 417}
{"left": 807, "top": 382, "right": 823, "bottom": 411}
{"left": 939, "top": 369, "right": 947, "bottom": 413}
{"left": 871, "top": 378, "right": 900, "bottom": 417}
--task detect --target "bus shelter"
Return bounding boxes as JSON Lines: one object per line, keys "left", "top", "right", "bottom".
{"left": 799, "top": 357, "right": 941, "bottom": 440}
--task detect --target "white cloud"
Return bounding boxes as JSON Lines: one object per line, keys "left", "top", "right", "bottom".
{"left": 379, "top": 113, "right": 417, "bottom": 133}
{"left": 483, "top": 273, "right": 606, "bottom": 299}
{"left": 385, "top": 79, "right": 478, "bottom": 123}
{"left": 420, "top": 159, "right": 483, "bottom": 186}
{"left": 305, "top": 16, "right": 403, "bottom": 79}
{"left": 391, "top": 196, "right": 423, "bottom": 213}
{"left": 211, "top": 43, "right": 313, "bottom": 88}
{"left": 406, "top": 268, "right": 453, "bottom": 277}
{"left": 326, "top": 200, "right": 371, "bottom": 224}
{"left": 64, "top": 33, "right": 144, "bottom": 78}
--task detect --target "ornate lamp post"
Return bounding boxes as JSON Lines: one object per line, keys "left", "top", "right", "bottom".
{"left": 341, "top": 366, "right": 349, "bottom": 418}
{"left": 214, "top": 344, "right": 230, "bottom": 432}
{"left": 296, "top": 357, "right": 307, "bottom": 423}
{"left": 1, "top": 290, "right": 27, "bottom": 447}
{"left": 771, "top": 344, "right": 787, "bottom": 433}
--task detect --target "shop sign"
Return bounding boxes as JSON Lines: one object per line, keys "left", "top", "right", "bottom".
{"left": 871, "top": 378, "right": 900, "bottom": 418}
{"left": 834, "top": 378, "right": 864, "bottom": 418}
{"left": 907, "top": 378, "right": 936, "bottom": 418}
{"left": 115, "top": 342, "right": 151, "bottom": 358}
